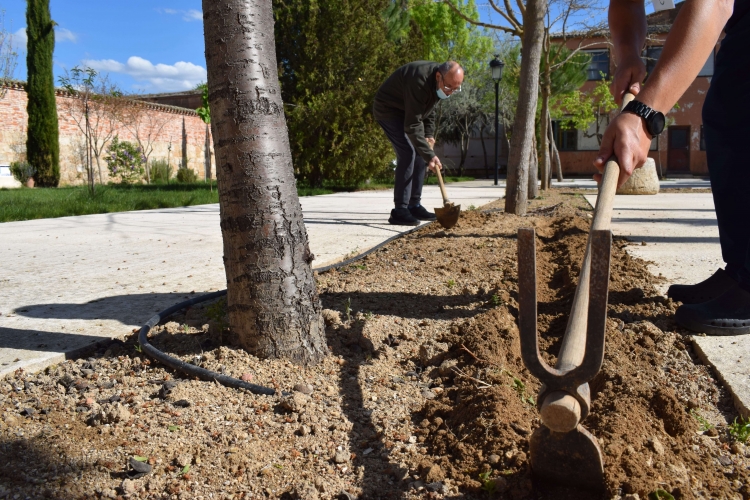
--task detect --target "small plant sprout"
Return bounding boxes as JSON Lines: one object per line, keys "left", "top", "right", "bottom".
{"left": 478, "top": 471, "right": 496, "bottom": 494}
{"left": 690, "top": 409, "right": 714, "bottom": 432}
{"left": 729, "top": 416, "right": 750, "bottom": 443}
{"left": 446, "top": 279, "right": 456, "bottom": 288}
{"left": 648, "top": 489, "right": 675, "bottom": 500}
{"left": 344, "top": 297, "right": 352, "bottom": 323}
{"left": 491, "top": 294, "right": 502, "bottom": 307}
{"left": 134, "top": 344, "right": 142, "bottom": 353}
{"left": 467, "top": 204, "right": 477, "bottom": 211}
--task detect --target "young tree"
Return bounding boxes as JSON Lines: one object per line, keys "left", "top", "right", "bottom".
{"left": 0, "top": 11, "right": 19, "bottom": 98}
{"left": 121, "top": 99, "right": 170, "bottom": 183}
{"left": 202, "top": 0, "right": 328, "bottom": 364}
{"left": 26, "top": 0, "right": 59, "bottom": 186}
{"left": 554, "top": 76, "right": 617, "bottom": 147}
{"left": 444, "top": 0, "right": 547, "bottom": 214}
{"left": 58, "top": 67, "right": 124, "bottom": 191}
{"left": 437, "top": 82, "right": 486, "bottom": 176}
{"left": 195, "top": 83, "right": 212, "bottom": 185}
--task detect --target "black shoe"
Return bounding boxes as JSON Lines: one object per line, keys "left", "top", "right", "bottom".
{"left": 389, "top": 208, "right": 420, "bottom": 226}
{"left": 408, "top": 204, "right": 437, "bottom": 221}
{"left": 667, "top": 268, "right": 739, "bottom": 304}
{"left": 675, "top": 286, "right": 750, "bottom": 336}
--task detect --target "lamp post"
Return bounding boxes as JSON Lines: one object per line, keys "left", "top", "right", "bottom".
{"left": 490, "top": 56, "right": 505, "bottom": 186}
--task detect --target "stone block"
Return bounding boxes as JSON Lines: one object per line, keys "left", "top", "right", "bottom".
{"left": 616, "top": 157, "right": 660, "bottom": 195}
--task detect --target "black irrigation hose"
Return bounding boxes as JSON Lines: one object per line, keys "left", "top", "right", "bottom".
{"left": 138, "top": 221, "right": 434, "bottom": 396}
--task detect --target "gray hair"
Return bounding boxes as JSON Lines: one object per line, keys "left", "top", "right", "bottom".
{"left": 438, "top": 61, "right": 460, "bottom": 76}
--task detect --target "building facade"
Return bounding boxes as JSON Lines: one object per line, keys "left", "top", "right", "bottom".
{"left": 0, "top": 82, "right": 214, "bottom": 186}
{"left": 553, "top": 2, "right": 714, "bottom": 177}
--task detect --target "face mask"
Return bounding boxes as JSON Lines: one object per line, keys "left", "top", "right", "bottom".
{"left": 437, "top": 88, "right": 450, "bottom": 99}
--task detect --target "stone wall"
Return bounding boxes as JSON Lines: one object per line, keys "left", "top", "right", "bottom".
{"left": 0, "top": 82, "right": 214, "bottom": 186}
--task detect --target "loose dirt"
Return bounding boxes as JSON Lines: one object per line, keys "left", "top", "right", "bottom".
{"left": 1, "top": 190, "right": 746, "bottom": 500}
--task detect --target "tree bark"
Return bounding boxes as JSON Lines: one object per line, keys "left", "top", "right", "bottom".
{"left": 202, "top": 0, "right": 328, "bottom": 365}
{"left": 504, "top": 0, "right": 546, "bottom": 215}
{"left": 528, "top": 132, "right": 539, "bottom": 199}
{"left": 539, "top": 76, "right": 551, "bottom": 190}
{"left": 539, "top": 31, "right": 551, "bottom": 191}
{"left": 548, "top": 111, "right": 563, "bottom": 182}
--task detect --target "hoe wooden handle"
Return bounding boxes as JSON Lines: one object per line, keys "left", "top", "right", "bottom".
{"left": 540, "top": 92, "right": 635, "bottom": 433}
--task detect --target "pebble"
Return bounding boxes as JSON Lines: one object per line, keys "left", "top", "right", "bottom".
{"left": 488, "top": 454, "right": 501, "bottom": 465}
{"left": 121, "top": 479, "right": 138, "bottom": 495}
{"left": 293, "top": 383, "right": 314, "bottom": 395}
{"left": 127, "top": 457, "right": 152, "bottom": 479}
{"left": 649, "top": 437, "right": 665, "bottom": 455}
{"left": 334, "top": 450, "right": 350, "bottom": 464}
{"left": 421, "top": 390, "right": 436, "bottom": 400}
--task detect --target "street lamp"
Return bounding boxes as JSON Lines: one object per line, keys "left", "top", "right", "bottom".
{"left": 490, "top": 56, "right": 505, "bottom": 186}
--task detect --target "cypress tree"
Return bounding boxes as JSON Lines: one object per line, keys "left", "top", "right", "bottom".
{"left": 26, "top": 0, "right": 60, "bottom": 187}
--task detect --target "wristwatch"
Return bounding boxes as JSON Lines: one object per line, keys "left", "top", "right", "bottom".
{"left": 622, "top": 100, "right": 666, "bottom": 137}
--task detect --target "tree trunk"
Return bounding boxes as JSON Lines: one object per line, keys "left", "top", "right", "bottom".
{"left": 548, "top": 111, "right": 563, "bottom": 182}
{"left": 181, "top": 118, "right": 188, "bottom": 170}
{"left": 205, "top": 123, "right": 212, "bottom": 181}
{"left": 539, "top": 30, "right": 551, "bottom": 191}
{"left": 504, "top": 0, "right": 546, "bottom": 215}
{"left": 528, "top": 132, "right": 539, "bottom": 199}
{"left": 539, "top": 74, "right": 551, "bottom": 191}
{"left": 479, "top": 122, "right": 489, "bottom": 178}
{"left": 202, "top": 0, "right": 328, "bottom": 365}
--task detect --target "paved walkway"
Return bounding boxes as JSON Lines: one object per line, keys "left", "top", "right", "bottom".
{"left": 0, "top": 180, "right": 502, "bottom": 377}
{"left": 585, "top": 192, "right": 750, "bottom": 418}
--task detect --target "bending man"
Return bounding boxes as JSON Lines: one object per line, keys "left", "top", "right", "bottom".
{"left": 374, "top": 61, "right": 464, "bottom": 226}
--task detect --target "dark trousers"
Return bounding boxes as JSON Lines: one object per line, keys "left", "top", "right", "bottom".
{"left": 377, "top": 118, "right": 426, "bottom": 209}
{"left": 703, "top": 19, "right": 750, "bottom": 292}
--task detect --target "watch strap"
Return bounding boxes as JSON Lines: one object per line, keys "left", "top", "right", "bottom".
{"left": 623, "top": 100, "right": 655, "bottom": 121}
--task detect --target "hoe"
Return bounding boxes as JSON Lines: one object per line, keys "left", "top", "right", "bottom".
{"left": 516, "top": 93, "right": 635, "bottom": 491}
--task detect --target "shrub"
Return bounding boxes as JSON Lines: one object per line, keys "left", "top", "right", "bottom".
{"left": 176, "top": 167, "right": 198, "bottom": 183}
{"left": 150, "top": 159, "right": 172, "bottom": 183}
{"left": 10, "top": 161, "right": 37, "bottom": 184}
{"left": 105, "top": 136, "right": 145, "bottom": 184}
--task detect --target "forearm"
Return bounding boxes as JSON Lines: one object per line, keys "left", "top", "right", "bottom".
{"left": 609, "top": 0, "right": 647, "bottom": 64}
{"left": 637, "top": 0, "right": 733, "bottom": 112}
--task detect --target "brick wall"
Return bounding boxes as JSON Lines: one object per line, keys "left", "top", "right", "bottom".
{"left": 0, "top": 83, "right": 214, "bottom": 185}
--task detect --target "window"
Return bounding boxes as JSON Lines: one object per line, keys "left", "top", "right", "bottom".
{"left": 583, "top": 50, "right": 610, "bottom": 80}
{"left": 698, "top": 50, "right": 714, "bottom": 77}
{"left": 552, "top": 121, "right": 578, "bottom": 151}
{"left": 642, "top": 46, "right": 663, "bottom": 78}
{"left": 700, "top": 125, "right": 706, "bottom": 151}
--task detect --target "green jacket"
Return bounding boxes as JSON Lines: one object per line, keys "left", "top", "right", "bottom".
{"left": 373, "top": 61, "right": 439, "bottom": 162}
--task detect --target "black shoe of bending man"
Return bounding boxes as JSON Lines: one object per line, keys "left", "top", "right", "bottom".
{"left": 408, "top": 204, "right": 437, "bottom": 221}
{"left": 666, "top": 268, "right": 739, "bottom": 304}
{"left": 675, "top": 285, "right": 750, "bottom": 336}
{"left": 389, "top": 208, "right": 420, "bottom": 226}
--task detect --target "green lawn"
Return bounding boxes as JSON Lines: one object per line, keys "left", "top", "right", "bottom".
{"left": 0, "top": 176, "right": 476, "bottom": 223}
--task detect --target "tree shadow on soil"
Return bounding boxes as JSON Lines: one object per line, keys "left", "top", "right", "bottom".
{"left": 320, "top": 291, "right": 492, "bottom": 322}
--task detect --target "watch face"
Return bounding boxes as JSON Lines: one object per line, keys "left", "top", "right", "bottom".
{"left": 649, "top": 112, "right": 666, "bottom": 136}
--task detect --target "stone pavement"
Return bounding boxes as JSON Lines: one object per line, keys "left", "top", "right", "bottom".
{"left": 584, "top": 191, "right": 750, "bottom": 418}
{"left": 0, "top": 180, "right": 502, "bottom": 377}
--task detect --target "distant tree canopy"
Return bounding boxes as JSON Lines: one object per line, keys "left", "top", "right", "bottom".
{"left": 274, "top": 0, "right": 422, "bottom": 187}
{"left": 409, "top": 0, "right": 493, "bottom": 74}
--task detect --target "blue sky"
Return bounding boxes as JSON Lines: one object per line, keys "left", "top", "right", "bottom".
{"left": 3, "top": 1, "right": 632, "bottom": 96}
{"left": 5, "top": 0, "right": 206, "bottom": 94}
